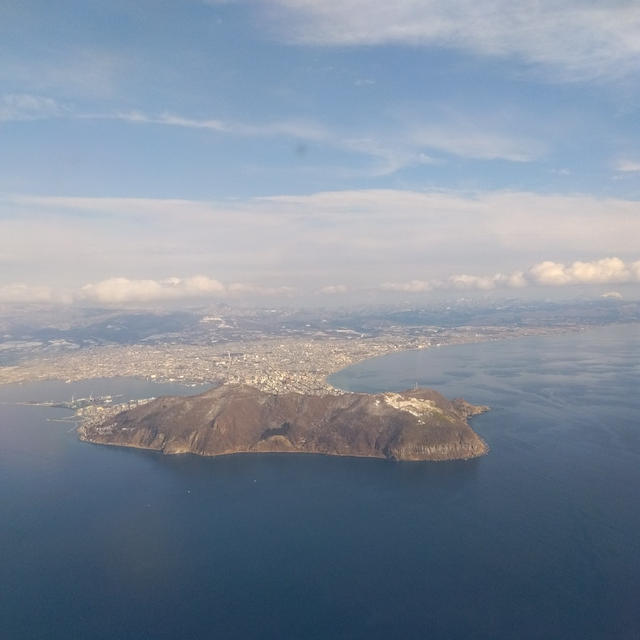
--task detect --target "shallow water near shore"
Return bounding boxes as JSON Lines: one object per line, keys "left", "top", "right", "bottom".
{"left": 1, "top": 324, "right": 639, "bottom": 639}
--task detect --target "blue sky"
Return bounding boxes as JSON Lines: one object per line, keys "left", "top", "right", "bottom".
{"left": 1, "top": 0, "right": 640, "bottom": 305}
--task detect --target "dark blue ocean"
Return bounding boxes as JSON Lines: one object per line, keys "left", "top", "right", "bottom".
{"left": 1, "top": 324, "right": 639, "bottom": 639}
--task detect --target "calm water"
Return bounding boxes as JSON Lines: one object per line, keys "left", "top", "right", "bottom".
{"left": 1, "top": 325, "right": 639, "bottom": 639}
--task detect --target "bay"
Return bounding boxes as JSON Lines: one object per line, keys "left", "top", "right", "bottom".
{"left": 1, "top": 324, "right": 639, "bottom": 639}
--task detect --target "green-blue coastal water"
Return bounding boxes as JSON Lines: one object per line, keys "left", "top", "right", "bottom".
{"left": 1, "top": 324, "right": 639, "bottom": 639}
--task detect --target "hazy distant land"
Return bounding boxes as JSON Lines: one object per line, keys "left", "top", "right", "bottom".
{"left": 0, "top": 307, "right": 578, "bottom": 392}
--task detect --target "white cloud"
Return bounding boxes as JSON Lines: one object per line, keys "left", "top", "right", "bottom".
{"left": 264, "top": 1, "right": 640, "bottom": 80}
{"left": 382, "top": 270, "right": 526, "bottom": 293}
{"left": 447, "top": 271, "right": 527, "bottom": 290}
{"left": 528, "top": 261, "right": 574, "bottom": 286}
{"left": 3, "top": 256, "right": 640, "bottom": 307}
{"left": 7, "top": 193, "right": 212, "bottom": 219}
{"left": 80, "top": 276, "right": 226, "bottom": 304}
{"left": 2, "top": 99, "right": 543, "bottom": 172}
{"left": 448, "top": 274, "right": 496, "bottom": 290}
{"left": 69, "top": 258, "right": 640, "bottom": 303}
{"left": 114, "top": 110, "right": 425, "bottom": 174}
{"left": 0, "top": 283, "right": 66, "bottom": 304}
{"left": 503, "top": 271, "right": 528, "bottom": 288}
{"left": 528, "top": 257, "right": 631, "bottom": 286}
{"left": 111, "top": 110, "right": 329, "bottom": 141}
{"left": 0, "top": 95, "right": 329, "bottom": 143}
{"left": 4, "top": 189, "right": 640, "bottom": 295}
{"left": 383, "top": 257, "right": 640, "bottom": 294}
{"left": 113, "top": 111, "right": 225, "bottom": 133}
{"left": 227, "top": 282, "right": 295, "bottom": 296}
{"left": 1, "top": 48, "right": 124, "bottom": 100}
{"left": 440, "top": 271, "right": 526, "bottom": 291}
{"left": 259, "top": 189, "right": 640, "bottom": 260}
{"left": 92, "top": 108, "right": 538, "bottom": 170}
{"left": 181, "top": 275, "right": 227, "bottom": 295}
{"left": 568, "top": 257, "right": 630, "bottom": 284}
{"left": 412, "top": 125, "right": 543, "bottom": 162}
{"left": 0, "top": 94, "right": 66, "bottom": 122}
{"left": 83, "top": 277, "right": 295, "bottom": 304}
{"left": 381, "top": 280, "right": 431, "bottom": 293}
{"left": 319, "top": 284, "right": 348, "bottom": 294}
{"left": 615, "top": 159, "right": 640, "bottom": 173}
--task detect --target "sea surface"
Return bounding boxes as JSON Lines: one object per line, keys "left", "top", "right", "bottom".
{"left": 1, "top": 324, "right": 639, "bottom": 639}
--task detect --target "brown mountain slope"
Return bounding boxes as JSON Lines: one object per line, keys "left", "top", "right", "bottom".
{"left": 78, "top": 384, "right": 489, "bottom": 461}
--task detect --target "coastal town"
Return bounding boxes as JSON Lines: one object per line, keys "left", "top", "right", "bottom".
{"left": 0, "top": 322, "right": 570, "bottom": 395}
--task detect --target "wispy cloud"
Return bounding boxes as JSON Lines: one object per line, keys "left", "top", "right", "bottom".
{"left": 0, "top": 94, "right": 67, "bottom": 122}
{"left": 319, "top": 284, "right": 348, "bottom": 294}
{"left": 111, "top": 109, "right": 530, "bottom": 171}
{"left": 0, "top": 49, "right": 125, "bottom": 100}
{"left": 6, "top": 193, "right": 223, "bottom": 221}
{"left": 0, "top": 97, "right": 329, "bottom": 142}
{"left": 411, "top": 125, "right": 544, "bottom": 162}
{"left": 264, "top": 1, "right": 640, "bottom": 81}
{"left": 615, "top": 159, "right": 640, "bottom": 173}
{"left": 110, "top": 110, "right": 330, "bottom": 141}
{"left": 0, "top": 95, "right": 546, "bottom": 172}
{"left": 119, "top": 109, "right": 543, "bottom": 166}
{"left": 226, "top": 282, "right": 295, "bottom": 296}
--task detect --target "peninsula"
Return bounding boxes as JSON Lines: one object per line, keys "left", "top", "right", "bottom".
{"left": 78, "top": 383, "right": 489, "bottom": 461}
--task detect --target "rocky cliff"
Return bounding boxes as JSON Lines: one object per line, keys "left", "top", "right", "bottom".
{"left": 78, "top": 384, "right": 489, "bottom": 461}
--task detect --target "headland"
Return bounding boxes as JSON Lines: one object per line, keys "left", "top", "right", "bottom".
{"left": 78, "top": 383, "right": 489, "bottom": 462}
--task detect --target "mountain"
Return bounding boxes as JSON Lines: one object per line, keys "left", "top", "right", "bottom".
{"left": 78, "top": 384, "right": 489, "bottom": 461}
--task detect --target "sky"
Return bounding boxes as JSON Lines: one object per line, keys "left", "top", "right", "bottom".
{"left": 1, "top": 0, "right": 640, "bottom": 306}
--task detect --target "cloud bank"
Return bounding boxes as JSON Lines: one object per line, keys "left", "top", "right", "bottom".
{"left": 77, "top": 276, "right": 293, "bottom": 305}
{"left": 0, "top": 283, "right": 65, "bottom": 304}
{"left": 2, "top": 258, "right": 640, "bottom": 306}
{"left": 80, "top": 276, "right": 226, "bottom": 304}
{"left": 382, "top": 258, "right": 640, "bottom": 293}
{"left": 3, "top": 189, "right": 640, "bottom": 298}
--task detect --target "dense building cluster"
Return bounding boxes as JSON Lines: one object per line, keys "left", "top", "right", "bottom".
{"left": 0, "top": 324, "right": 566, "bottom": 394}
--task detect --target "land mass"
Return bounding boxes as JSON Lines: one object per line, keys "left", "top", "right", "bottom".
{"left": 78, "top": 383, "right": 489, "bottom": 461}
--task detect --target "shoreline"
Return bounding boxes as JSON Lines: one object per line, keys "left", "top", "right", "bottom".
{"left": 78, "top": 432, "right": 489, "bottom": 463}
